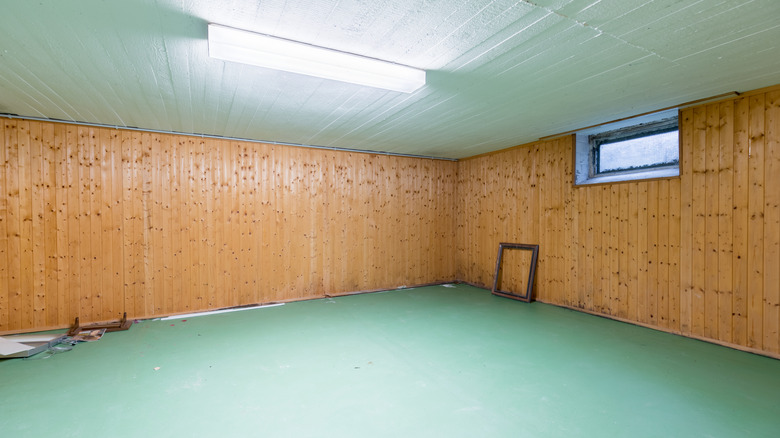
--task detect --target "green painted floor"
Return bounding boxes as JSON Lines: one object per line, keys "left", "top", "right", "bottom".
{"left": 1, "top": 284, "right": 779, "bottom": 437}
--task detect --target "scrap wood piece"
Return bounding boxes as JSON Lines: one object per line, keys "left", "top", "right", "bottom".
{"left": 67, "top": 312, "right": 131, "bottom": 337}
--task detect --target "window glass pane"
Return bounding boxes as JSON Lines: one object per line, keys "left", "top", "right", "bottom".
{"left": 598, "top": 130, "right": 678, "bottom": 173}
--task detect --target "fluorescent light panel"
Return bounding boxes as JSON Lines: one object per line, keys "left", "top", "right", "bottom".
{"left": 208, "top": 24, "right": 426, "bottom": 93}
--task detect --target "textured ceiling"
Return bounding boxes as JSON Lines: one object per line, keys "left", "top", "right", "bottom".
{"left": 1, "top": 0, "right": 779, "bottom": 159}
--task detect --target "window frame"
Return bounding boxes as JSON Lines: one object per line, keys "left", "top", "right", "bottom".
{"left": 573, "top": 109, "right": 680, "bottom": 186}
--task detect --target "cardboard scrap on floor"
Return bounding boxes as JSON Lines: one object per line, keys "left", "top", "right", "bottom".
{"left": 70, "top": 329, "right": 106, "bottom": 342}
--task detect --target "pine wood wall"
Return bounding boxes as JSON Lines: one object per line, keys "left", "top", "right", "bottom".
{"left": 0, "top": 119, "right": 457, "bottom": 333}
{"left": 2, "top": 86, "right": 778, "bottom": 357}
{"left": 457, "top": 86, "right": 780, "bottom": 357}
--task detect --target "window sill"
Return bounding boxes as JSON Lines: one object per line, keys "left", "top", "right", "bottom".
{"left": 575, "top": 167, "right": 680, "bottom": 186}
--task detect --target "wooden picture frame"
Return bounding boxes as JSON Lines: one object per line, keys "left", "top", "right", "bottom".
{"left": 491, "top": 243, "right": 539, "bottom": 302}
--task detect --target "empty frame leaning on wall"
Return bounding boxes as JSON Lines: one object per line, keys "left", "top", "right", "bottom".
{"left": 491, "top": 243, "right": 540, "bottom": 302}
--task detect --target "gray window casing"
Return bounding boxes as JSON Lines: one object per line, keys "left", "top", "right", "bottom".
{"left": 574, "top": 109, "right": 680, "bottom": 186}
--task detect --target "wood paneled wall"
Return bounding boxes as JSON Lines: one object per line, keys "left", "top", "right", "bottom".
{"left": 0, "top": 119, "right": 457, "bottom": 333}
{"left": 2, "top": 86, "right": 778, "bottom": 357}
{"left": 457, "top": 87, "right": 780, "bottom": 357}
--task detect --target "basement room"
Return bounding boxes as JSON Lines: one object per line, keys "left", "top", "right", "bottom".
{"left": 1, "top": 1, "right": 779, "bottom": 437}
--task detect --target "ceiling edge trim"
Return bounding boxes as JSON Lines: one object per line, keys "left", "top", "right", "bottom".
{"left": 459, "top": 91, "right": 742, "bottom": 162}
{"left": 0, "top": 114, "right": 458, "bottom": 162}
{"left": 538, "top": 91, "right": 740, "bottom": 142}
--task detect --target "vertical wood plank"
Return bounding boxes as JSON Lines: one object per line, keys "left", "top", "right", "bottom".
{"left": 99, "top": 128, "right": 115, "bottom": 321}
{"left": 218, "top": 141, "right": 233, "bottom": 306}
{"left": 537, "top": 148, "right": 550, "bottom": 301}
{"left": 268, "top": 144, "right": 282, "bottom": 299}
{"left": 280, "top": 145, "right": 294, "bottom": 296}
{"left": 53, "top": 124, "right": 69, "bottom": 326}
{"left": 599, "top": 185, "right": 611, "bottom": 314}
{"left": 192, "top": 137, "right": 206, "bottom": 310}
{"left": 627, "top": 182, "right": 639, "bottom": 321}
{"left": 668, "top": 176, "right": 681, "bottom": 331}
{"left": 548, "top": 144, "right": 559, "bottom": 303}
{"left": 5, "top": 120, "right": 22, "bottom": 331}
{"left": 141, "top": 133, "right": 154, "bottom": 317}
{"left": 609, "top": 184, "right": 619, "bottom": 316}
{"left": 637, "top": 182, "right": 649, "bottom": 324}
{"left": 732, "top": 97, "right": 750, "bottom": 345}
{"left": 209, "top": 138, "right": 224, "bottom": 308}
{"left": 691, "top": 107, "right": 707, "bottom": 336}
{"left": 178, "top": 137, "right": 190, "bottom": 312}
{"left": 568, "top": 185, "right": 579, "bottom": 306}
{"left": 0, "top": 120, "right": 10, "bottom": 331}
{"left": 186, "top": 137, "right": 199, "bottom": 311}
{"left": 42, "top": 123, "right": 59, "bottom": 327}
{"left": 581, "top": 187, "right": 594, "bottom": 309}
{"left": 111, "top": 128, "right": 123, "bottom": 321}
{"left": 679, "top": 109, "right": 694, "bottom": 334}
{"left": 293, "top": 147, "right": 308, "bottom": 296}
{"left": 17, "top": 121, "right": 34, "bottom": 329}
{"left": 170, "top": 136, "right": 184, "bottom": 312}
{"left": 29, "top": 122, "right": 46, "bottom": 328}
{"left": 257, "top": 142, "right": 272, "bottom": 304}
{"left": 64, "top": 125, "right": 80, "bottom": 324}
{"left": 618, "top": 184, "right": 629, "bottom": 319}
{"left": 530, "top": 144, "right": 541, "bottom": 289}
{"left": 77, "top": 127, "right": 93, "bottom": 322}
{"left": 163, "top": 134, "right": 175, "bottom": 312}
{"left": 131, "top": 131, "right": 146, "bottom": 317}
{"left": 160, "top": 135, "right": 173, "bottom": 313}
{"left": 566, "top": 141, "right": 579, "bottom": 309}
{"left": 554, "top": 154, "right": 564, "bottom": 305}
{"left": 747, "top": 94, "right": 765, "bottom": 349}
{"left": 183, "top": 136, "right": 195, "bottom": 310}
{"left": 199, "top": 136, "right": 213, "bottom": 308}
{"left": 646, "top": 180, "right": 659, "bottom": 325}
{"left": 763, "top": 91, "right": 780, "bottom": 354}
{"left": 549, "top": 144, "right": 562, "bottom": 303}
{"left": 717, "top": 101, "right": 734, "bottom": 343}
{"left": 704, "top": 104, "right": 720, "bottom": 339}
{"left": 47, "top": 123, "right": 65, "bottom": 327}
{"left": 120, "top": 131, "right": 132, "bottom": 319}
{"left": 311, "top": 148, "right": 325, "bottom": 297}
{"left": 657, "top": 179, "right": 670, "bottom": 328}
{"left": 149, "top": 134, "right": 163, "bottom": 315}
{"left": 88, "top": 127, "right": 104, "bottom": 321}
{"left": 241, "top": 143, "right": 255, "bottom": 303}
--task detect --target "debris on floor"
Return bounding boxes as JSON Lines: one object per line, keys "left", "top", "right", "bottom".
{"left": 67, "top": 312, "right": 132, "bottom": 336}
{"left": 69, "top": 328, "right": 106, "bottom": 343}
{"left": 2, "top": 313, "right": 131, "bottom": 360}
{"left": 0, "top": 333, "right": 69, "bottom": 359}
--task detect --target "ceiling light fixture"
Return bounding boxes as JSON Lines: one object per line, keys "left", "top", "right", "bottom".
{"left": 207, "top": 24, "right": 426, "bottom": 93}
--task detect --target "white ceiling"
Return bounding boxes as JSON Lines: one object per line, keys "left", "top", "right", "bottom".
{"left": 1, "top": 0, "right": 779, "bottom": 159}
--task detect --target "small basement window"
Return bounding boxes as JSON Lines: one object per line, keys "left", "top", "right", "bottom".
{"left": 574, "top": 109, "right": 679, "bottom": 185}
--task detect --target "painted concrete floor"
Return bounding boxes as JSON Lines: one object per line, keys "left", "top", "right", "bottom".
{"left": 1, "top": 284, "right": 779, "bottom": 437}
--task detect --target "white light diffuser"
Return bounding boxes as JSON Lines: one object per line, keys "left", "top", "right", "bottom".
{"left": 208, "top": 24, "right": 426, "bottom": 93}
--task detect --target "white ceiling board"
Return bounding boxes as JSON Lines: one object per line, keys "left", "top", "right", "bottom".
{"left": 615, "top": 1, "right": 780, "bottom": 61}
{"left": 0, "top": 0, "right": 779, "bottom": 159}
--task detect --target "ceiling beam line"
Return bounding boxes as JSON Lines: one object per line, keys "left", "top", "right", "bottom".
{"left": 0, "top": 113, "right": 457, "bottom": 162}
